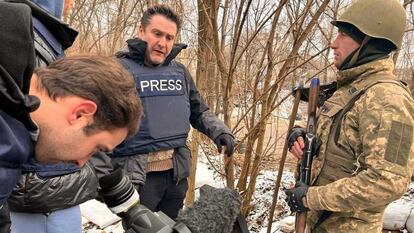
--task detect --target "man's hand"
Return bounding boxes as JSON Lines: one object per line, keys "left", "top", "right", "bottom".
{"left": 284, "top": 181, "right": 309, "bottom": 212}
{"left": 287, "top": 126, "right": 305, "bottom": 159}
{"left": 214, "top": 134, "right": 235, "bottom": 157}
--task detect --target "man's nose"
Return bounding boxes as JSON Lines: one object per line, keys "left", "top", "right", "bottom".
{"left": 330, "top": 36, "right": 339, "bottom": 49}
{"left": 157, "top": 37, "right": 167, "bottom": 47}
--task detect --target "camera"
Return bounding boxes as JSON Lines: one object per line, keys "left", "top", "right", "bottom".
{"left": 98, "top": 169, "right": 190, "bottom": 233}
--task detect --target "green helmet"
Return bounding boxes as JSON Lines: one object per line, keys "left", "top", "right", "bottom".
{"left": 332, "top": 0, "right": 406, "bottom": 49}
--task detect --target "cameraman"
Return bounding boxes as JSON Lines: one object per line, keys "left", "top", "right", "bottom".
{"left": 0, "top": 2, "right": 142, "bottom": 233}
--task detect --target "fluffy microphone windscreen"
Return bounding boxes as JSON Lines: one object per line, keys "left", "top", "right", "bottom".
{"left": 176, "top": 185, "right": 242, "bottom": 233}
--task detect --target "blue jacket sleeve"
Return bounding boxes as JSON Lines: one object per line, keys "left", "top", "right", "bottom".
{"left": 0, "top": 111, "right": 33, "bottom": 206}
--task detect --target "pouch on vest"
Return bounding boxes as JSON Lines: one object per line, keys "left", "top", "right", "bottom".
{"left": 316, "top": 98, "right": 358, "bottom": 186}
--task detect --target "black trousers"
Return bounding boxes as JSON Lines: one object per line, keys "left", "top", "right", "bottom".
{"left": 138, "top": 169, "right": 188, "bottom": 220}
{"left": 0, "top": 204, "right": 11, "bottom": 233}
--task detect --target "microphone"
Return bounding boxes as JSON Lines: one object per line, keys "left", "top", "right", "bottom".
{"left": 176, "top": 185, "right": 242, "bottom": 233}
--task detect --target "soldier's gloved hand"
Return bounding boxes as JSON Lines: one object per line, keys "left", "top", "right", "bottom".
{"left": 287, "top": 126, "right": 306, "bottom": 150}
{"left": 287, "top": 126, "right": 305, "bottom": 159}
{"left": 284, "top": 181, "right": 309, "bottom": 212}
{"left": 214, "top": 133, "right": 235, "bottom": 157}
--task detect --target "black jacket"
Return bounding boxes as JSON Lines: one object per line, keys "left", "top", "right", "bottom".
{"left": 7, "top": 0, "right": 98, "bottom": 214}
{"left": 0, "top": 0, "right": 36, "bottom": 207}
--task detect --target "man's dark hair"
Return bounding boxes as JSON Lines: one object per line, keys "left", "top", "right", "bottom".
{"left": 141, "top": 5, "right": 182, "bottom": 31}
{"left": 33, "top": 55, "right": 142, "bottom": 137}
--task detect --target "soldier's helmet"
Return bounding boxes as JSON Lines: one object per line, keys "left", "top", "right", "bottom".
{"left": 332, "top": 0, "right": 406, "bottom": 50}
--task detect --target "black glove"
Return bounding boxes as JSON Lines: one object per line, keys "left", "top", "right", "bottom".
{"left": 284, "top": 181, "right": 309, "bottom": 212}
{"left": 287, "top": 126, "right": 306, "bottom": 150}
{"left": 214, "top": 133, "right": 235, "bottom": 157}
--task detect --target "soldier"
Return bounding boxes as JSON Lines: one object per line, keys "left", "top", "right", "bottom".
{"left": 285, "top": 0, "right": 414, "bottom": 232}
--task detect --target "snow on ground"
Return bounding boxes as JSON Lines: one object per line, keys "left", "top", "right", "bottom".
{"left": 246, "top": 170, "right": 295, "bottom": 233}
{"left": 194, "top": 157, "right": 219, "bottom": 188}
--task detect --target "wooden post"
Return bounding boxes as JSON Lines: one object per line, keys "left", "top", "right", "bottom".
{"left": 266, "top": 90, "right": 301, "bottom": 233}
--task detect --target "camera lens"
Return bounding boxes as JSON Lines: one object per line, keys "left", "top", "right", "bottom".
{"left": 99, "top": 168, "right": 138, "bottom": 212}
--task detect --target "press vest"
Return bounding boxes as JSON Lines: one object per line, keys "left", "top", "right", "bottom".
{"left": 112, "top": 58, "right": 191, "bottom": 156}
{"left": 314, "top": 79, "right": 411, "bottom": 186}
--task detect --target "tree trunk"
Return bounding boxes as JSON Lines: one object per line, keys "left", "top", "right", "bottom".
{"left": 185, "top": 0, "right": 219, "bottom": 203}
{"left": 185, "top": 131, "right": 199, "bottom": 206}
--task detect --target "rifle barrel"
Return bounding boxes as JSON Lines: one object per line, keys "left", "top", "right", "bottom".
{"left": 295, "top": 77, "right": 320, "bottom": 233}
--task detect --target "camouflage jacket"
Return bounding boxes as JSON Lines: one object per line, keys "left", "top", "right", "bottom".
{"left": 305, "top": 58, "right": 414, "bottom": 233}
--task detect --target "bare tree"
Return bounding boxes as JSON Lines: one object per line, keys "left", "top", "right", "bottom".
{"left": 67, "top": 0, "right": 145, "bottom": 55}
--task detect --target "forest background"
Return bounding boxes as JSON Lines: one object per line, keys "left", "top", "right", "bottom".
{"left": 63, "top": 0, "right": 414, "bottom": 231}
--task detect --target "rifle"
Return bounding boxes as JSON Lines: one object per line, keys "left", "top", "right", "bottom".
{"left": 295, "top": 77, "right": 320, "bottom": 233}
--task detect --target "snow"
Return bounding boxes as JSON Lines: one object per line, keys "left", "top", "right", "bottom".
{"left": 245, "top": 170, "right": 295, "bottom": 233}
{"left": 80, "top": 199, "right": 121, "bottom": 228}
{"left": 194, "top": 159, "right": 217, "bottom": 188}
{"left": 194, "top": 153, "right": 414, "bottom": 233}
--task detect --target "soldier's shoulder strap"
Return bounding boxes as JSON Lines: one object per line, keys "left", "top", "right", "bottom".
{"left": 340, "top": 79, "right": 409, "bottom": 121}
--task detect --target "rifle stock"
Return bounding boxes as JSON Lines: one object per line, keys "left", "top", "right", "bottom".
{"left": 295, "top": 78, "right": 320, "bottom": 233}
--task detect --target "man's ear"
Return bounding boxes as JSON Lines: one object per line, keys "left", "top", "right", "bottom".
{"left": 68, "top": 100, "right": 97, "bottom": 125}
{"left": 138, "top": 25, "right": 145, "bottom": 38}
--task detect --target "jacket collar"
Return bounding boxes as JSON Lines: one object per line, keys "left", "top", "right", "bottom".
{"left": 336, "top": 58, "right": 395, "bottom": 88}
{"left": 117, "top": 38, "right": 187, "bottom": 66}
{"left": 13, "top": 0, "right": 78, "bottom": 50}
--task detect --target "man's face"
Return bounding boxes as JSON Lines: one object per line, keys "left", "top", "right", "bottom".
{"left": 29, "top": 75, "right": 128, "bottom": 167}
{"left": 330, "top": 30, "right": 360, "bottom": 68}
{"left": 138, "top": 14, "right": 177, "bottom": 65}
{"left": 34, "top": 121, "right": 128, "bottom": 167}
